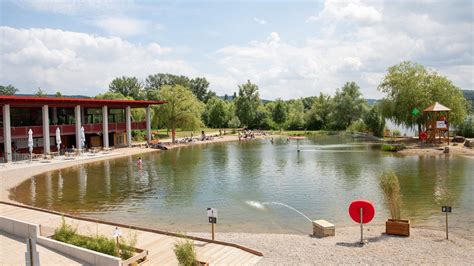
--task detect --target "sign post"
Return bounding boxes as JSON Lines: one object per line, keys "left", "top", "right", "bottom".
{"left": 442, "top": 206, "right": 452, "bottom": 240}
{"left": 113, "top": 227, "right": 122, "bottom": 256}
{"left": 349, "top": 200, "right": 375, "bottom": 245}
{"left": 207, "top": 208, "right": 217, "bottom": 240}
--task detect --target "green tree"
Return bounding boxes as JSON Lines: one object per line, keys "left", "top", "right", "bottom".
{"left": 287, "top": 99, "right": 305, "bottom": 130}
{"left": 204, "top": 97, "right": 230, "bottom": 128}
{"left": 154, "top": 85, "right": 204, "bottom": 142}
{"left": 378, "top": 61, "right": 469, "bottom": 131}
{"left": 363, "top": 105, "right": 386, "bottom": 137}
{"left": 234, "top": 80, "right": 261, "bottom": 128}
{"left": 189, "top": 77, "right": 210, "bottom": 102}
{"left": 35, "top": 87, "right": 47, "bottom": 97}
{"left": 330, "top": 82, "right": 367, "bottom": 130}
{"left": 305, "top": 93, "right": 332, "bottom": 130}
{"left": 55, "top": 91, "right": 62, "bottom": 97}
{"left": 0, "top": 85, "right": 18, "bottom": 95}
{"left": 109, "top": 76, "right": 143, "bottom": 99}
{"left": 252, "top": 105, "right": 273, "bottom": 129}
{"left": 272, "top": 98, "right": 287, "bottom": 130}
{"left": 95, "top": 91, "right": 127, "bottom": 100}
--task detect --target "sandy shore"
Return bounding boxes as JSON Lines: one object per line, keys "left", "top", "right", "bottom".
{"left": 192, "top": 225, "right": 474, "bottom": 265}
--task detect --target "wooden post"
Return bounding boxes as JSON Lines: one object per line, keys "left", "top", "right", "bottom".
{"left": 360, "top": 208, "right": 363, "bottom": 244}
{"left": 446, "top": 211, "right": 449, "bottom": 240}
{"left": 211, "top": 223, "right": 215, "bottom": 241}
{"left": 28, "top": 238, "right": 34, "bottom": 266}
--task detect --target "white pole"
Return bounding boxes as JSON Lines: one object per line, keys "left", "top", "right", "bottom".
{"left": 360, "top": 208, "right": 363, "bottom": 244}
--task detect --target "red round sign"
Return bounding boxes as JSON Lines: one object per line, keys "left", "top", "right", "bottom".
{"left": 349, "top": 200, "right": 375, "bottom": 224}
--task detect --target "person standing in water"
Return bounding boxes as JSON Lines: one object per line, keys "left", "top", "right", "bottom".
{"left": 137, "top": 157, "right": 143, "bottom": 168}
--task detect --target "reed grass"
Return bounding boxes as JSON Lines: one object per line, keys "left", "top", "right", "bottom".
{"left": 174, "top": 238, "right": 198, "bottom": 266}
{"left": 379, "top": 171, "right": 402, "bottom": 220}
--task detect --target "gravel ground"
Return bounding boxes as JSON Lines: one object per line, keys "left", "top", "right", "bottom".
{"left": 191, "top": 225, "right": 474, "bottom": 265}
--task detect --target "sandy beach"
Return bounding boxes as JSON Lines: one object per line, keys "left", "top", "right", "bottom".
{"left": 1, "top": 133, "right": 474, "bottom": 264}
{"left": 192, "top": 225, "right": 474, "bottom": 265}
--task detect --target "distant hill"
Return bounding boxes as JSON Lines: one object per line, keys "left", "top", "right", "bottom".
{"left": 463, "top": 90, "right": 474, "bottom": 112}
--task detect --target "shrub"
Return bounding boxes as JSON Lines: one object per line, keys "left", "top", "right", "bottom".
{"left": 457, "top": 116, "right": 474, "bottom": 138}
{"left": 52, "top": 218, "right": 135, "bottom": 260}
{"left": 379, "top": 171, "right": 401, "bottom": 220}
{"left": 381, "top": 143, "right": 405, "bottom": 152}
{"left": 392, "top": 129, "right": 401, "bottom": 137}
{"left": 174, "top": 238, "right": 197, "bottom": 266}
{"left": 347, "top": 120, "right": 367, "bottom": 133}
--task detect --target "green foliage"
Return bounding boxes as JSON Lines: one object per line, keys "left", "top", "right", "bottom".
{"left": 228, "top": 116, "right": 241, "bottom": 129}
{"left": 272, "top": 98, "right": 287, "bottom": 129}
{"left": 95, "top": 91, "right": 127, "bottom": 100}
{"left": 35, "top": 87, "right": 47, "bottom": 97}
{"left": 363, "top": 106, "right": 386, "bottom": 137}
{"left": 203, "top": 97, "right": 230, "bottom": 128}
{"left": 0, "top": 84, "right": 18, "bottom": 95}
{"left": 330, "top": 82, "right": 367, "bottom": 130}
{"left": 132, "top": 130, "right": 147, "bottom": 141}
{"left": 457, "top": 116, "right": 474, "bottom": 138}
{"left": 252, "top": 105, "right": 273, "bottom": 129}
{"left": 305, "top": 93, "right": 332, "bottom": 130}
{"left": 287, "top": 99, "right": 305, "bottom": 130}
{"left": 109, "top": 76, "right": 143, "bottom": 100}
{"left": 379, "top": 171, "right": 402, "bottom": 220}
{"left": 234, "top": 80, "right": 261, "bottom": 128}
{"left": 174, "top": 238, "right": 198, "bottom": 266}
{"left": 53, "top": 217, "right": 136, "bottom": 259}
{"left": 378, "top": 61, "right": 469, "bottom": 128}
{"left": 154, "top": 85, "right": 204, "bottom": 142}
{"left": 55, "top": 91, "right": 62, "bottom": 97}
{"left": 392, "top": 129, "right": 401, "bottom": 137}
{"left": 347, "top": 120, "right": 367, "bottom": 133}
{"left": 189, "top": 77, "right": 211, "bottom": 102}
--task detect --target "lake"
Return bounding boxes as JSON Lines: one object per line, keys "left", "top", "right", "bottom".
{"left": 9, "top": 136, "right": 474, "bottom": 235}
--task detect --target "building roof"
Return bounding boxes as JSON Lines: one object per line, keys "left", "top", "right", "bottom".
{"left": 0, "top": 96, "right": 166, "bottom": 108}
{"left": 423, "top": 102, "right": 451, "bottom": 112}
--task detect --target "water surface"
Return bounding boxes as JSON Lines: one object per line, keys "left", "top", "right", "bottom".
{"left": 10, "top": 136, "right": 474, "bottom": 236}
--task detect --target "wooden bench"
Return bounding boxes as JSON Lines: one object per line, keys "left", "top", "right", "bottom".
{"left": 312, "top": 219, "right": 335, "bottom": 237}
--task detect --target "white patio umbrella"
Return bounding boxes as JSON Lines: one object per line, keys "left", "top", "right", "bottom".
{"left": 28, "top": 129, "right": 33, "bottom": 161}
{"left": 80, "top": 126, "right": 86, "bottom": 150}
{"left": 55, "top": 127, "right": 61, "bottom": 154}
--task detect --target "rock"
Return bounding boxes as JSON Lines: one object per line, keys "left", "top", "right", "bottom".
{"left": 452, "top": 136, "right": 465, "bottom": 143}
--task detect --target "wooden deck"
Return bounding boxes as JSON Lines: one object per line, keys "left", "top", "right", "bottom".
{"left": 0, "top": 203, "right": 262, "bottom": 265}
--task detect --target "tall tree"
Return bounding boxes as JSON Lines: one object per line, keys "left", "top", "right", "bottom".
{"left": 272, "top": 98, "right": 287, "bottom": 130}
{"left": 154, "top": 85, "right": 204, "bottom": 142}
{"left": 234, "top": 80, "right": 261, "bottom": 128}
{"left": 109, "top": 76, "right": 143, "bottom": 99}
{"left": 363, "top": 105, "right": 386, "bottom": 137}
{"left": 35, "top": 87, "right": 47, "bottom": 97}
{"left": 204, "top": 97, "right": 230, "bottom": 128}
{"left": 287, "top": 99, "right": 305, "bottom": 130}
{"left": 305, "top": 93, "right": 332, "bottom": 130}
{"left": 330, "top": 82, "right": 367, "bottom": 130}
{"left": 189, "top": 77, "right": 210, "bottom": 102}
{"left": 0, "top": 85, "right": 18, "bottom": 95}
{"left": 378, "top": 61, "right": 469, "bottom": 130}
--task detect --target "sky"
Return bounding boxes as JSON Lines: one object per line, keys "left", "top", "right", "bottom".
{"left": 0, "top": 0, "right": 473, "bottom": 100}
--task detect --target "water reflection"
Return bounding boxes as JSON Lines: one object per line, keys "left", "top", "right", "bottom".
{"left": 9, "top": 137, "right": 474, "bottom": 234}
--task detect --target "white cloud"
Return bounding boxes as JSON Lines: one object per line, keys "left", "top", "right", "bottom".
{"left": 308, "top": 0, "right": 382, "bottom": 24}
{"left": 14, "top": 0, "right": 136, "bottom": 15}
{"left": 0, "top": 27, "right": 196, "bottom": 95}
{"left": 253, "top": 17, "right": 267, "bottom": 25}
{"left": 93, "top": 16, "right": 151, "bottom": 37}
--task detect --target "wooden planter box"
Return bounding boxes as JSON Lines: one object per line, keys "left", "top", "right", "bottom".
{"left": 386, "top": 219, "right": 410, "bottom": 236}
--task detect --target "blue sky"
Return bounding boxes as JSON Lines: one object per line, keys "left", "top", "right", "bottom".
{"left": 1, "top": 0, "right": 473, "bottom": 99}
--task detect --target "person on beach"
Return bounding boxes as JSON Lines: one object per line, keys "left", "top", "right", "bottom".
{"left": 137, "top": 157, "right": 142, "bottom": 167}
{"left": 271, "top": 138, "right": 274, "bottom": 144}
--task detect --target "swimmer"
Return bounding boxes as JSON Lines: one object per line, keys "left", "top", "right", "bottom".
{"left": 137, "top": 157, "right": 142, "bottom": 167}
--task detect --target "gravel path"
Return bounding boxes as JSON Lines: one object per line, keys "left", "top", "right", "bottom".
{"left": 191, "top": 225, "right": 474, "bottom": 265}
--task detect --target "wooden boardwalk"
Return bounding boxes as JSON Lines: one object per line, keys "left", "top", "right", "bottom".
{"left": 0, "top": 203, "right": 262, "bottom": 265}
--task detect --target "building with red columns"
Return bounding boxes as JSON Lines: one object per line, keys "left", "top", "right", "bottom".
{"left": 0, "top": 96, "right": 165, "bottom": 162}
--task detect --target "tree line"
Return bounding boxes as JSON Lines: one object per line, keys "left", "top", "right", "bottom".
{"left": 1, "top": 61, "right": 471, "bottom": 140}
